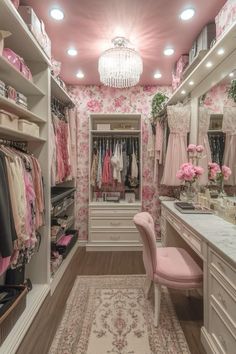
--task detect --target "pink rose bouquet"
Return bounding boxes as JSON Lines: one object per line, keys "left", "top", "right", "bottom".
{"left": 208, "top": 163, "right": 231, "bottom": 182}
{"left": 176, "top": 162, "right": 204, "bottom": 183}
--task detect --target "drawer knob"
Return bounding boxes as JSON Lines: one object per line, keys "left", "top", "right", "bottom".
{"left": 110, "top": 221, "right": 121, "bottom": 226}
{"left": 218, "top": 293, "right": 227, "bottom": 310}
{"left": 218, "top": 335, "right": 227, "bottom": 352}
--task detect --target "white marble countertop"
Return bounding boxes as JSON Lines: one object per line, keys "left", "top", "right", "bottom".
{"left": 162, "top": 201, "right": 236, "bottom": 267}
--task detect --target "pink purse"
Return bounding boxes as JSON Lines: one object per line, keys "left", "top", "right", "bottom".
{"left": 3, "top": 48, "right": 32, "bottom": 81}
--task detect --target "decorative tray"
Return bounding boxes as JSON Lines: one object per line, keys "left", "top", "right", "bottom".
{"left": 174, "top": 202, "right": 213, "bottom": 214}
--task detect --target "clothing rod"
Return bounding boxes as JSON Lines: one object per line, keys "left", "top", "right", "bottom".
{"left": 92, "top": 135, "right": 140, "bottom": 138}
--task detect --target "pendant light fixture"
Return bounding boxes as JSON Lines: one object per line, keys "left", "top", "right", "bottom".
{"left": 98, "top": 36, "right": 143, "bottom": 88}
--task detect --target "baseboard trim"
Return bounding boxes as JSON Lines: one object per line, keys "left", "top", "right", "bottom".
{"left": 86, "top": 242, "right": 142, "bottom": 251}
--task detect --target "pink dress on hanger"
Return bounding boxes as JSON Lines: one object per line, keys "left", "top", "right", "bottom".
{"left": 161, "top": 105, "right": 190, "bottom": 186}
{"left": 198, "top": 107, "right": 212, "bottom": 185}
{"left": 223, "top": 107, "right": 236, "bottom": 185}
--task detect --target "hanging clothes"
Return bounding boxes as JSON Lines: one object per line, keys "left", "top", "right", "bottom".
{"left": 154, "top": 121, "right": 164, "bottom": 182}
{"left": 198, "top": 107, "right": 212, "bottom": 185}
{"left": 161, "top": 105, "right": 190, "bottom": 186}
{"left": 223, "top": 106, "right": 236, "bottom": 185}
{"left": 90, "top": 149, "right": 98, "bottom": 187}
{"left": 0, "top": 145, "right": 45, "bottom": 275}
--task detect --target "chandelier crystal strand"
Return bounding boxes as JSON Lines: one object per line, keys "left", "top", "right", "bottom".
{"left": 98, "top": 37, "right": 143, "bottom": 88}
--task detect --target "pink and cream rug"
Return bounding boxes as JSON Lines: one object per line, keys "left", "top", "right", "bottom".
{"left": 49, "top": 275, "right": 190, "bottom": 354}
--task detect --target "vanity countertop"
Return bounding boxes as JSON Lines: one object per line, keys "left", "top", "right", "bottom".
{"left": 162, "top": 201, "right": 236, "bottom": 267}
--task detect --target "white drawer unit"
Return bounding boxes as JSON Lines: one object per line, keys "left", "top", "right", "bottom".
{"left": 88, "top": 203, "right": 142, "bottom": 250}
{"left": 209, "top": 303, "right": 236, "bottom": 354}
{"left": 209, "top": 249, "right": 236, "bottom": 291}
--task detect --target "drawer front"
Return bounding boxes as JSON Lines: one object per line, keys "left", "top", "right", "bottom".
{"left": 160, "top": 216, "right": 166, "bottom": 232}
{"left": 165, "top": 211, "right": 182, "bottom": 234}
{"left": 210, "top": 249, "right": 236, "bottom": 288}
{"left": 89, "top": 231, "right": 140, "bottom": 242}
{"left": 210, "top": 272, "right": 236, "bottom": 326}
{"left": 182, "top": 226, "right": 202, "bottom": 257}
{"left": 209, "top": 304, "right": 236, "bottom": 354}
{"left": 90, "top": 218, "right": 136, "bottom": 229}
{"left": 90, "top": 208, "right": 140, "bottom": 218}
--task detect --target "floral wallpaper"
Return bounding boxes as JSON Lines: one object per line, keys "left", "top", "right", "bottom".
{"left": 203, "top": 83, "right": 235, "bottom": 113}
{"left": 69, "top": 85, "right": 173, "bottom": 240}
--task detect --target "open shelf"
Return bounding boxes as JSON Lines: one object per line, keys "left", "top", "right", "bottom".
{"left": 167, "top": 21, "right": 236, "bottom": 105}
{"left": 0, "top": 284, "right": 50, "bottom": 354}
{"left": 50, "top": 242, "right": 79, "bottom": 295}
{"left": 0, "top": 96, "right": 46, "bottom": 123}
{"left": 0, "top": 56, "right": 45, "bottom": 96}
{"left": 51, "top": 76, "right": 74, "bottom": 105}
{"left": 0, "top": 0, "right": 50, "bottom": 64}
{"left": 0, "top": 125, "right": 46, "bottom": 142}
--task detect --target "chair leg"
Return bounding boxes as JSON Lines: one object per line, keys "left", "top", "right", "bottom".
{"left": 144, "top": 278, "right": 152, "bottom": 299}
{"left": 154, "top": 283, "right": 161, "bottom": 327}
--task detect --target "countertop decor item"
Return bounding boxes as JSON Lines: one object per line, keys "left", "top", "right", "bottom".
{"left": 176, "top": 144, "right": 204, "bottom": 202}
{"left": 98, "top": 36, "right": 143, "bottom": 88}
{"left": 208, "top": 162, "right": 231, "bottom": 197}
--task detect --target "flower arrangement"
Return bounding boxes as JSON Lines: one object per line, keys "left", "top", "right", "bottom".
{"left": 208, "top": 163, "right": 231, "bottom": 196}
{"left": 176, "top": 144, "right": 204, "bottom": 183}
{"left": 176, "top": 144, "right": 204, "bottom": 202}
{"left": 208, "top": 163, "right": 231, "bottom": 182}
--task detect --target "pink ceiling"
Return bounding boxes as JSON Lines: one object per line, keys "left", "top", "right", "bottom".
{"left": 22, "top": 0, "right": 226, "bottom": 86}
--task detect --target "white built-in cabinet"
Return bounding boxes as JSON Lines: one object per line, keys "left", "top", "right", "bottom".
{"left": 0, "top": 1, "right": 77, "bottom": 352}
{"left": 87, "top": 114, "right": 142, "bottom": 250}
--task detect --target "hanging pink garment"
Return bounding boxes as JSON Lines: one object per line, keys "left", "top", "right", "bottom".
{"left": 161, "top": 105, "right": 190, "bottom": 186}
{"left": 223, "top": 107, "right": 236, "bottom": 185}
{"left": 24, "top": 170, "right": 36, "bottom": 247}
{"left": 68, "top": 107, "right": 77, "bottom": 179}
{"left": 154, "top": 121, "right": 164, "bottom": 182}
{"left": 198, "top": 107, "right": 212, "bottom": 185}
{"left": 0, "top": 256, "right": 10, "bottom": 276}
{"left": 102, "top": 150, "right": 112, "bottom": 185}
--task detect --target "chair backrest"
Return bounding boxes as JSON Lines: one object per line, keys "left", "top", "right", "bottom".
{"left": 133, "top": 212, "right": 157, "bottom": 280}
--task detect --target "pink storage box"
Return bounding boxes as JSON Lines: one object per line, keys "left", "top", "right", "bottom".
{"left": 172, "top": 54, "right": 189, "bottom": 91}
{"left": 215, "top": 0, "right": 236, "bottom": 39}
{"left": 0, "top": 110, "right": 19, "bottom": 130}
{"left": 18, "top": 6, "right": 51, "bottom": 59}
{"left": 3, "top": 48, "right": 32, "bottom": 81}
{"left": 18, "top": 119, "right": 40, "bottom": 137}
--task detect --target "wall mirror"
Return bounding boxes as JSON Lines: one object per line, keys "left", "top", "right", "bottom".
{"left": 197, "top": 69, "right": 236, "bottom": 191}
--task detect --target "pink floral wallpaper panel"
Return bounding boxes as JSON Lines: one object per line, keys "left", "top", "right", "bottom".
{"left": 69, "top": 85, "right": 173, "bottom": 241}
{"left": 203, "top": 83, "right": 234, "bottom": 113}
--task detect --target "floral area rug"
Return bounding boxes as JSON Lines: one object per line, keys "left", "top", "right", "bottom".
{"left": 49, "top": 275, "right": 190, "bottom": 354}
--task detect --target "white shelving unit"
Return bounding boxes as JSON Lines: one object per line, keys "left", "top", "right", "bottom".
{"left": 167, "top": 21, "right": 236, "bottom": 105}
{"left": 0, "top": 0, "right": 78, "bottom": 351}
{"left": 50, "top": 75, "right": 77, "bottom": 292}
{"left": 87, "top": 114, "right": 142, "bottom": 251}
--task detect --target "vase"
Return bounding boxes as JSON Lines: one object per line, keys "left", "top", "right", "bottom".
{"left": 185, "top": 181, "right": 196, "bottom": 203}
{"left": 218, "top": 178, "right": 226, "bottom": 197}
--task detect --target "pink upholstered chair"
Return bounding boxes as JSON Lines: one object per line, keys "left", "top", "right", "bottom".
{"left": 133, "top": 212, "right": 203, "bottom": 326}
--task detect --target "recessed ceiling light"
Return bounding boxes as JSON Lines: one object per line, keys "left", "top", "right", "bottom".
{"left": 164, "top": 48, "right": 174, "bottom": 56}
{"left": 76, "top": 70, "right": 84, "bottom": 79}
{"left": 67, "top": 48, "right": 78, "bottom": 56}
{"left": 189, "top": 81, "right": 194, "bottom": 86}
{"left": 154, "top": 72, "right": 162, "bottom": 79}
{"left": 229, "top": 72, "right": 234, "bottom": 77}
{"left": 217, "top": 48, "right": 225, "bottom": 55}
{"left": 206, "top": 61, "right": 213, "bottom": 68}
{"left": 50, "top": 8, "right": 64, "bottom": 21}
{"left": 180, "top": 8, "right": 195, "bottom": 21}
{"left": 181, "top": 90, "right": 186, "bottom": 95}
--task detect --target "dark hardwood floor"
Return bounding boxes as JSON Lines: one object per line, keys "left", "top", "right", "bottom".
{"left": 17, "top": 247, "right": 206, "bottom": 354}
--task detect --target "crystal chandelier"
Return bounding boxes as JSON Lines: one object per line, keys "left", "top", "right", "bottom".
{"left": 98, "top": 37, "right": 143, "bottom": 88}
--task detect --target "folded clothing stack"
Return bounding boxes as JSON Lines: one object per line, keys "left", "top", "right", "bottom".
{"left": 55, "top": 230, "right": 78, "bottom": 259}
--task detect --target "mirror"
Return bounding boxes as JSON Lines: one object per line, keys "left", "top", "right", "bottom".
{"left": 197, "top": 71, "right": 236, "bottom": 191}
